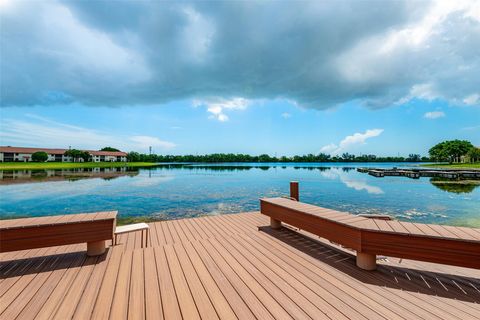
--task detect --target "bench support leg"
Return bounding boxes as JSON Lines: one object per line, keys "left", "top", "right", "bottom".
{"left": 356, "top": 252, "right": 376, "bottom": 270}
{"left": 270, "top": 218, "right": 282, "bottom": 229}
{"left": 87, "top": 240, "right": 106, "bottom": 256}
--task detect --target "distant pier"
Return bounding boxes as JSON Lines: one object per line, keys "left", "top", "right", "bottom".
{"left": 357, "top": 167, "right": 480, "bottom": 180}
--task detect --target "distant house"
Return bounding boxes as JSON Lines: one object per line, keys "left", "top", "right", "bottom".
{"left": 89, "top": 150, "right": 128, "bottom": 163}
{"left": 0, "top": 146, "right": 127, "bottom": 162}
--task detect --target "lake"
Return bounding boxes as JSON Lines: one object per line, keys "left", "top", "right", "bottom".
{"left": 0, "top": 163, "right": 479, "bottom": 227}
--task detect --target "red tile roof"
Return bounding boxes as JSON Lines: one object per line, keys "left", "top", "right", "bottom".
{"left": 0, "top": 146, "right": 127, "bottom": 157}
{"left": 0, "top": 146, "right": 67, "bottom": 155}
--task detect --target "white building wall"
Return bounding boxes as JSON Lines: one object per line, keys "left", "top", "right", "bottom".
{"left": 17, "top": 153, "right": 33, "bottom": 162}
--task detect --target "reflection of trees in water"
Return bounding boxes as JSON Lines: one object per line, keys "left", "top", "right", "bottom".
{"left": 0, "top": 167, "right": 140, "bottom": 185}
{"left": 430, "top": 178, "right": 479, "bottom": 194}
{"left": 154, "top": 164, "right": 334, "bottom": 172}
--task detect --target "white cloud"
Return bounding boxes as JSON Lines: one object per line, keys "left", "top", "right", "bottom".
{"left": 463, "top": 94, "right": 480, "bottom": 106}
{"left": 281, "top": 112, "right": 291, "bottom": 119}
{"left": 424, "top": 111, "right": 445, "bottom": 119}
{"left": 319, "top": 143, "right": 338, "bottom": 154}
{"left": 193, "top": 97, "right": 251, "bottom": 121}
{"left": 334, "top": 0, "right": 480, "bottom": 108}
{"left": 0, "top": 115, "right": 175, "bottom": 152}
{"left": 320, "top": 129, "right": 384, "bottom": 155}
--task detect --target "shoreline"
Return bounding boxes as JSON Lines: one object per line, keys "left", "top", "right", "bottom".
{"left": 419, "top": 163, "right": 480, "bottom": 169}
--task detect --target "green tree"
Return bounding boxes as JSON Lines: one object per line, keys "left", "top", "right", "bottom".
{"left": 467, "top": 147, "right": 480, "bottom": 163}
{"left": 127, "top": 151, "right": 141, "bottom": 162}
{"left": 100, "top": 147, "right": 120, "bottom": 152}
{"left": 429, "top": 140, "right": 473, "bottom": 163}
{"left": 429, "top": 142, "right": 448, "bottom": 161}
{"left": 64, "top": 149, "right": 91, "bottom": 162}
{"left": 444, "top": 140, "right": 473, "bottom": 163}
{"left": 31, "top": 151, "right": 49, "bottom": 162}
{"left": 406, "top": 154, "right": 421, "bottom": 162}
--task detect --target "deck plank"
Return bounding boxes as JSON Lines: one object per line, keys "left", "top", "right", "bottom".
{"left": 128, "top": 249, "right": 145, "bottom": 320}
{"left": 143, "top": 248, "right": 163, "bottom": 320}
{"left": 180, "top": 242, "right": 238, "bottom": 320}
{"left": 90, "top": 248, "right": 123, "bottom": 320}
{"left": 154, "top": 247, "right": 183, "bottom": 320}
{"left": 173, "top": 242, "right": 220, "bottom": 320}
{"left": 164, "top": 245, "right": 201, "bottom": 320}
{"left": 207, "top": 237, "right": 301, "bottom": 320}
{"left": 161, "top": 221, "right": 173, "bottom": 245}
{"left": 52, "top": 254, "right": 98, "bottom": 320}
{"left": 0, "top": 247, "right": 71, "bottom": 319}
{"left": 16, "top": 249, "right": 84, "bottom": 320}
{"left": 109, "top": 250, "right": 133, "bottom": 320}
{"left": 193, "top": 240, "right": 275, "bottom": 320}
{"left": 185, "top": 241, "right": 256, "bottom": 320}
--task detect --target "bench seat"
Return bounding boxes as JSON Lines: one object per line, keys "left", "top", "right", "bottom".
{"left": 114, "top": 222, "right": 149, "bottom": 247}
{"left": 0, "top": 211, "right": 117, "bottom": 256}
{"left": 260, "top": 197, "right": 480, "bottom": 270}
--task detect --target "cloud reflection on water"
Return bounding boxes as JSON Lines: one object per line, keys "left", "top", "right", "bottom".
{"left": 321, "top": 168, "right": 384, "bottom": 194}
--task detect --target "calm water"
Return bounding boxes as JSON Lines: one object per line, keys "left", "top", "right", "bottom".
{"left": 0, "top": 163, "right": 479, "bottom": 227}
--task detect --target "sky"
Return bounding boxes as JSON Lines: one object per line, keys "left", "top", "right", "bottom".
{"left": 0, "top": 0, "right": 479, "bottom": 156}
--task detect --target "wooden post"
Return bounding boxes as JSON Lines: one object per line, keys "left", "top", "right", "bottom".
{"left": 290, "top": 181, "right": 299, "bottom": 201}
{"left": 270, "top": 218, "right": 282, "bottom": 229}
{"left": 87, "top": 240, "right": 106, "bottom": 256}
{"left": 356, "top": 252, "right": 377, "bottom": 270}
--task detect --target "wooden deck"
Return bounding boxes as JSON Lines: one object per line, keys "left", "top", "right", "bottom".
{"left": 1, "top": 212, "right": 479, "bottom": 319}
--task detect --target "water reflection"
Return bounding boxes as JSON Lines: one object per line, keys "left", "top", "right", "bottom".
{"left": 430, "top": 178, "right": 480, "bottom": 194}
{"left": 155, "top": 164, "right": 333, "bottom": 171}
{"left": 0, "top": 167, "right": 139, "bottom": 185}
{"left": 0, "top": 164, "right": 478, "bottom": 194}
{"left": 1, "top": 163, "right": 479, "bottom": 226}
{"left": 320, "top": 168, "right": 384, "bottom": 194}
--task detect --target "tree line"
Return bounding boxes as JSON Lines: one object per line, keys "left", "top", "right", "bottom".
{"left": 126, "top": 152, "right": 429, "bottom": 163}
{"left": 29, "top": 141, "right": 478, "bottom": 164}
{"left": 128, "top": 139, "right": 478, "bottom": 164}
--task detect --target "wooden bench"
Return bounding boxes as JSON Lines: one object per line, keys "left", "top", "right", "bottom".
{"left": 260, "top": 197, "right": 480, "bottom": 270}
{"left": 114, "top": 223, "right": 149, "bottom": 248}
{"left": 0, "top": 211, "right": 117, "bottom": 256}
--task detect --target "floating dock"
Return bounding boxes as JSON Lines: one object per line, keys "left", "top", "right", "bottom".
{"left": 358, "top": 167, "right": 480, "bottom": 179}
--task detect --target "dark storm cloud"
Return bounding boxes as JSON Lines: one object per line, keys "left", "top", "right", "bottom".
{"left": 0, "top": 0, "right": 479, "bottom": 108}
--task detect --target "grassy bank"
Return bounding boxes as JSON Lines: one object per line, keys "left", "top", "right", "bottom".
{"left": 420, "top": 163, "right": 480, "bottom": 169}
{"left": 0, "top": 162, "right": 158, "bottom": 170}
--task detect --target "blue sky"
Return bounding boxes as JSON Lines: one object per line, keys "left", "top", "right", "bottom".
{"left": 0, "top": 0, "right": 479, "bottom": 156}
{"left": 1, "top": 98, "right": 477, "bottom": 156}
